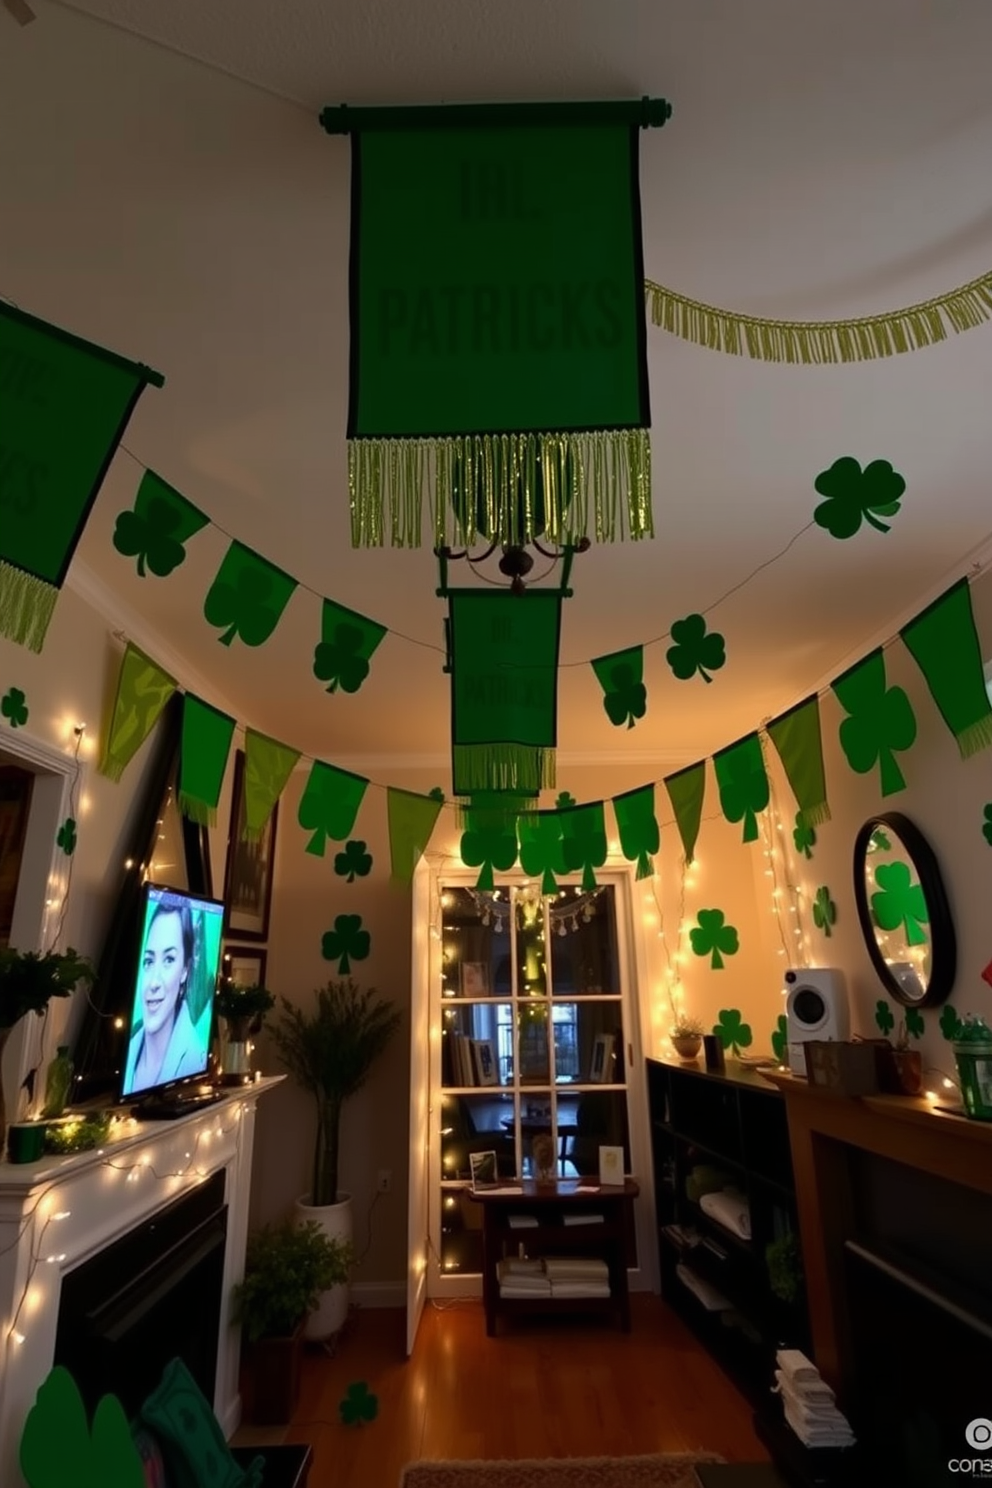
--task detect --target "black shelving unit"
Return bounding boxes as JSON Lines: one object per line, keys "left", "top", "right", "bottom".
{"left": 647, "top": 1057, "right": 811, "bottom": 1413}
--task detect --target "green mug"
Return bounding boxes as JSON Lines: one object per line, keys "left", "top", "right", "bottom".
{"left": 7, "top": 1121, "right": 47, "bottom": 1164}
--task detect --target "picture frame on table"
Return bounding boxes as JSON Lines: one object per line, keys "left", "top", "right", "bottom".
{"left": 460, "top": 961, "right": 490, "bottom": 997}
{"left": 222, "top": 945, "right": 268, "bottom": 991}
{"left": 598, "top": 1144, "right": 625, "bottom": 1188}
{"left": 222, "top": 750, "right": 277, "bottom": 942}
{"left": 589, "top": 1032, "right": 614, "bottom": 1084}
{"left": 469, "top": 1150, "right": 499, "bottom": 1190}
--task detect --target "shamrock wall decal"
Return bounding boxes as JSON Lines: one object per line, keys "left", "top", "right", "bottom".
{"left": 833, "top": 650, "right": 917, "bottom": 796}
{"left": 939, "top": 1004, "right": 963, "bottom": 1041}
{"left": 812, "top": 886, "right": 836, "bottom": 937}
{"left": 339, "top": 1381, "right": 379, "bottom": 1425}
{"left": 203, "top": 542, "right": 297, "bottom": 648}
{"left": 868, "top": 828, "right": 891, "bottom": 853}
{"left": 771, "top": 1014, "right": 788, "bottom": 1064}
{"left": 904, "top": 1007, "right": 925, "bottom": 1039}
{"left": 314, "top": 623, "right": 374, "bottom": 695}
{"left": 813, "top": 457, "right": 906, "bottom": 539}
{"left": 713, "top": 1008, "right": 753, "bottom": 1055}
{"left": 983, "top": 804, "right": 992, "bottom": 846}
{"left": 870, "top": 861, "right": 929, "bottom": 946}
{"left": 666, "top": 613, "right": 726, "bottom": 684}
{"left": 1, "top": 687, "right": 29, "bottom": 728}
{"left": 322, "top": 914, "right": 371, "bottom": 974}
{"left": 334, "top": 840, "right": 373, "bottom": 882}
{"left": 874, "top": 1000, "right": 895, "bottom": 1036}
{"left": 689, "top": 909, "right": 740, "bottom": 969}
{"left": 792, "top": 814, "right": 816, "bottom": 859}
{"left": 56, "top": 818, "right": 77, "bottom": 856}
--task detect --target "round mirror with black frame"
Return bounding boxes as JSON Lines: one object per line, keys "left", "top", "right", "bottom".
{"left": 852, "top": 811, "right": 956, "bottom": 1007}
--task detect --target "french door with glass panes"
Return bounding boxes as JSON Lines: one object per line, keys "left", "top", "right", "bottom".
{"left": 427, "top": 869, "right": 650, "bottom": 1295}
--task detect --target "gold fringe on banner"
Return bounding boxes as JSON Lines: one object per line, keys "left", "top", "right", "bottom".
{"left": 348, "top": 429, "right": 652, "bottom": 549}
{"left": 0, "top": 561, "right": 59, "bottom": 653}
{"left": 644, "top": 270, "right": 992, "bottom": 365}
{"left": 452, "top": 744, "right": 556, "bottom": 798}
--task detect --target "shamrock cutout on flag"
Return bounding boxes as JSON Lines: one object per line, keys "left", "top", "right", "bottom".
{"left": 113, "top": 496, "right": 191, "bottom": 578}
{"left": 298, "top": 766, "right": 367, "bottom": 857}
{"left": 689, "top": 909, "right": 740, "bottom": 969}
{"left": 460, "top": 813, "right": 518, "bottom": 891}
{"left": 771, "top": 1014, "right": 788, "bottom": 1064}
{"left": 666, "top": 614, "right": 726, "bottom": 684}
{"left": 871, "top": 861, "right": 929, "bottom": 946}
{"left": 813, "top": 457, "right": 905, "bottom": 539}
{"left": 204, "top": 566, "right": 290, "bottom": 647}
{"left": 793, "top": 814, "right": 816, "bottom": 859}
{"left": 904, "top": 1007, "right": 925, "bottom": 1039}
{"left": 334, "top": 840, "right": 373, "bottom": 882}
{"left": 812, "top": 886, "right": 836, "bottom": 937}
{"left": 57, "top": 818, "right": 77, "bottom": 856}
{"left": 601, "top": 662, "right": 646, "bottom": 729}
{"left": 874, "top": 1000, "right": 895, "bottom": 1036}
{"left": 314, "top": 623, "right": 373, "bottom": 695}
{"left": 322, "top": 914, "right": 371, "bottom": 974}
{"left": 983, "top": 804, "right": 992, "bottom": 846}
{"left": 1, "top": 688, "right": 29, "bottom": 728}
{"left": 939, "top": 1004, "right": 963, "bottom": 1041}
{"left": 715, "top": 739, "right": 769, "bottom": 844}
{"left": 713, "top": 1008, "right": 752, "bottom": 1055}
{"left": 835, "top": 655, "right": 917, "bottom": 796}
{"left": 339, "top": 1381, "right": 378, "bottom": 1426}
{"left": 558, "top": 800, "right": 607, "bottom": 892}
{"left": 517, "top": 813, "right": 566, "bottom": 897}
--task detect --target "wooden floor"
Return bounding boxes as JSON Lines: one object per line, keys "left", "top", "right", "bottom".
{"left": 234, "top": 1295, "right": 768, "bottom": 1486}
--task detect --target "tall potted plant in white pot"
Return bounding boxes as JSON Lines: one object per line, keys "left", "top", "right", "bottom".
{"left": 270, "top": 978, "right": 401, "bottom": 1339}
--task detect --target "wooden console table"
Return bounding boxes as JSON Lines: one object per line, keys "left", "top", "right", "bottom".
{"left": 468, "top": 1177, "right": 638, "bottom": 1336}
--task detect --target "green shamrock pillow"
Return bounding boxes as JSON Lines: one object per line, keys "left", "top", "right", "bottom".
{"left": 139, "top": 1358, "right": 264, "bottom": 1488}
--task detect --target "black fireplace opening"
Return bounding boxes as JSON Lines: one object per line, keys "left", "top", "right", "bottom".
{"left": 54, "top": 1169, "right": 228, "bottom": 1420}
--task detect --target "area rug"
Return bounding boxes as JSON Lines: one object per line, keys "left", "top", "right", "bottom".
{"left": 399, "top": 1452, "right": 725, "bottom": 1487}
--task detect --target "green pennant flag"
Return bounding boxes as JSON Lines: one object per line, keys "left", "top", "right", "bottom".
{"left": 459, "top": 791, "right": 528, "bottom": 890}
{"left": 900, "top": 579, "right": 992, "bottom": 759}
{"left": 833, "top": 647, "right": 917, "bottom": 797}
{"left": 387, "top": 787, "right": 445, "bottom": 884}
{"left": 448, "top": 588, "right": 562, "bottom": 797}
{"left": 612, "top": 783, "right": 659, "bottom": 879}
{"left": 98, "top": 643, "right": 177, "bottom": 782}
{"left": 591, "top": 645, "right": 647, "bottom": 729}
{"left": 112, "top": 470, "right": 209, "bottom": 578}
{"left": 298, "top": 762, "right": 368, "bottom": 856}
{"left": 243, "top": 729, "right": 300, "bottom": 842}
{"left": 664, "top": 761, "right": 706, "bottom": 864}
{"left": 178, "top": 695, "right": 235, "bottom": 826}
{"left": 313, "top": 598, "right": 388, "bottom": 694}
{"left": 203, "top": 542, "right": 298, "bottom": 648}
{"left": 765, "top": 695, "right": 831, "bottom": 828}
{"left": 0, "top": 301, "right": 163, "bottom": 652}
{"left": 558, "top": 798, "right": 607, "bottom": 891}
{"left": 517, "top": 808, "right": 566, "bottom": 897}
{"left": 322, "top": 98, "right": 669, "bottom": 548}
{"left": 714, "top": 733, "right": 769, "bottom": 844}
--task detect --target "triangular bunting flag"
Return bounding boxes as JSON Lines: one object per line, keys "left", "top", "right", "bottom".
{"left": 178, "top": 695, "right": 235, "bottom": 826}
{"left": 900, "top": 579, "right": 992, "bottom": 759}
{"left": 663, "top": 762, "right": 705, "bottom": 864}
{"left": 591, "top": 645, "right": 647, "bottom": 729}
{"left": 558, "top": 798, "right": 607, "bottom": 891}
{"left": 765, "top": 695, "right": 831, "bottom": 828}
{"left": 459, "top": 792, "right": 526, "bottom": 890}
{"left": 112, "top": 470, "right": 209, "bottom": 578}
{"left": 517, "top": 809, "right": 566, "bottom": 897}
{"left": 298, "top": 762, "right": 368, "bottom": 856}
{"left": 313, "top": 598, "right": 388, "bottom": 694}
{"left": 612, "top": 784, "right": 659, "bottom": 878}
{"left": 98, "top": 643, "right": 177, "bottom": 783}
{"left": 203, "top": 541, "right": 297, "bottom": 648}
{"left": 387, "top": 787, "right": 445, "bottom": 884}
{"left": 243, "top": 730, "right": 300, "bottom": 842}
{"left": 833, "top": 648, "right": 917, "bottom": 797}
{"left": 713, "top": 733, "right": 769, "bottom": 844}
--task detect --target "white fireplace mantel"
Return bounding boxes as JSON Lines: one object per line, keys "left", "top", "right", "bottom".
{"left": 0, "top": 1077, "right": 281, "bottom": 1488}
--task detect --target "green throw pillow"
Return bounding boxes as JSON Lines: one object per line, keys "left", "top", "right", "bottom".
{"left": 139, "top": 1358, "right": 264, "bottom": 1488}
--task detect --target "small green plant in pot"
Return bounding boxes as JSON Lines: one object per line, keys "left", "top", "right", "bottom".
{"left": 0, "top": 947, "right": 93, "bottom": 1154}
{"left": 671, "top": 1015, "right": 705, "bottom": 1061}
{"left": 214, "top": 981, "right": 275, "bottom": 1082}
{"left": 270, "top": 978, "right": 401, "bottom": 1339}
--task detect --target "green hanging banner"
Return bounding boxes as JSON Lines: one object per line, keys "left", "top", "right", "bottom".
{"left": 713, "top": 733, "right": 769, "bottom": 844}
{"left": 203, "top": 541, "right": 298, "bottom": 648}
{"left": 0, "top": 301, "right": 163, "bottom": 652}
{"left": 558, "top": 798, "right": 608, "bottom": 891}
{"left": 832, "top": 647, "right": 917, "bottom": 797}
{"left": 98, "top": 643, "right": 177, "bottom": 783}
{"left": 517, "top": 808, "right": 566, "bottom": 896}
{"left": 448, "top": 588, "right": 563, "bottom": 797}
{"left": 112, "top": 470, "right": 209, "bottom": 578}
{"left": 900, "top": 579, "right": 992, "bottom": 759}
{"left": 663, "top": 761, "right": 706, "bottom": 864}
{"left": 459, "top": 791, "right": 527, "bottom": 890}
{"left": 313, "top": 598, "right": 388, "bottom": 694}
{"left": 298, "top": 761, "right": 369, "bottom": 855}
{"left": 321, "top": 98, "right": 669, "bottom": 548}
{"left": 765, "top": 695, "right": 831, "bottom": 828}
{"left": 178, "top": 695, "right": 236, "bottom": 826}
{"left": 243, "top": 729, "right": 300, "bottom": 842}
{"left": 591, "top": 644, "right": 647, "bottom": 729}
{"left": 612, "top": 783, "right": 659, "bottom": 878}
{"left": 387, "top": 787, "right": 445, "bottom": 885}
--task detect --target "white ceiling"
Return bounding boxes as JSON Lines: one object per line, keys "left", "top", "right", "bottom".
{"left": 5, "top": 0, "right": 992, "bottom": 778}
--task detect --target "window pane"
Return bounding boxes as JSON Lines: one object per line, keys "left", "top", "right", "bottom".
{"left": 564, "top": 1090, "right": 631, "bottom": 1180}
{"left": 549, "top": 884, "right": 619, "bottom": 996}
{"left": 558, "top": 1000, "right": 626, "bottom": 1085}
{"left": 439, "top": 1091, "right": 516, "bottom": 1182}
{"left": 515, "top": 897, "right": 547, "bottom": 996}
{"left": 517, "top": 1001, "right": 551, "bottom": 1084}
{"left": 441, "top": 886, "right": 509, "bottom": 997}
{"left": 441, "top": 1002, "right": 512, "bottom": 1087}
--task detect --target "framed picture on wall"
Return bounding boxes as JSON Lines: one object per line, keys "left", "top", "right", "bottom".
{"left": 460, "top": 961, "right": 490, "bottom": 997}
{"left": 589, "top": 1032, "right": 614, "bottom": 1084}
{"left": 222, "top": 750, "right": 277, "bottom": 942}
{"left": 222, "top": 945, "right": 268, "bottom": 991}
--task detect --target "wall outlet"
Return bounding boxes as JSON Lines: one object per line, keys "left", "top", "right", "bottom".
{"left": 376, "top": 1168, "right": 392, "bottom": 1193}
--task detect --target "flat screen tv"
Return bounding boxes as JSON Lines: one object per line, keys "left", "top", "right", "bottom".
{"left": 120, "top": 883, "right": 225, "bottom": 1102}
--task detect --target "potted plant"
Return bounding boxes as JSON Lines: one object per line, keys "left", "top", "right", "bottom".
{"left": 0, "top": 947, "right": 93, "bottom": 1154}
{"left": 232, "top": 1218, "right": 352, "bottom": 1423}
{"left": 270, "top": 978, "right": 401, "bottom": 1338}
{"left": 671, "top": 1015, "right": 705, "bottom": 1061}
{"left": 214, "top": 980, "right": 275, "bottom": 1083}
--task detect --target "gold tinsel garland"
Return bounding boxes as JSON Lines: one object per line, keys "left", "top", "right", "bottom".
{"left": 644, "top": 269, "right": 992, "bottom": 364}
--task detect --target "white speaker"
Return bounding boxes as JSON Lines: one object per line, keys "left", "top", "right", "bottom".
{"left": 784, "top": 967, "right": 849, "bottom": 1077}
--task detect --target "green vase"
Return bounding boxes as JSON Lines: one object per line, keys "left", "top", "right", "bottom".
{"left": 41, "top": 1045, "right": 73, "bottom": 1119}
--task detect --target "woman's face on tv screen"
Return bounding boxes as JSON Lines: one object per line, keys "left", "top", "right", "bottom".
{"left": 142, "top": 908, "right": 187, "bottom": 1034}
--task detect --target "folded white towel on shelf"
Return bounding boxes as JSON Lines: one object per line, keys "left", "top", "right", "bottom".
{"left": 562, "top": 1213, "right": 605, "bottom": 1226}
{"left": 499, "top": 1283, "right": 552, "bottom": 1298}
{"left": 497, "top": 1258, "right": 545, "bottom": 1278}
{"left": 542, "top": 1257, "right": 609, "bottom": 1279}
{"left": 783, "top": 1406, "right": 855, "bottom": 1449}
{"left": 776, "top": 1348, "right": 821, "bottom": 1385}
{"left": 548, "top": 1281, "right": 611, "bottom": 1298}
{"left": 506, "top": 1215, "right": 539, "bottom": 1229}
{"left": 675, "top": 1263, "right": 731, "bottom": 1313}
{"left": 698, "top": 1188, "right": 751, "bottom": 1240}
{"left": 773, "top": 1369, "right": 835, "bottom": 1403}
